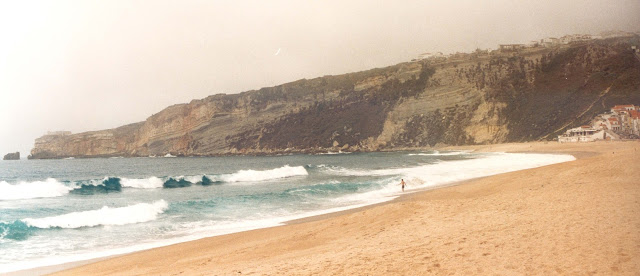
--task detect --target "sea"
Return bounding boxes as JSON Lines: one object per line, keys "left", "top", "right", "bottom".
{"left": 0, "top": 150, "right": 575, "bottom": 273}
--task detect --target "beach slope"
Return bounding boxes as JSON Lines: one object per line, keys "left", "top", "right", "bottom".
{"left": 52, "top": 141, "right": 640, "bottom": 275}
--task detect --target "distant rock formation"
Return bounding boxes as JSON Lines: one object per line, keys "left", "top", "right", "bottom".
{"left": 3, "top": 152, "right": 20, "bottom": 160}
{"left": 29, "top": 36, "right": 640, "bottom": 159}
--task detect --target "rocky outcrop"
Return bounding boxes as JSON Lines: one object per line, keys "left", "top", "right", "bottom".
{"left": 29, "top": 36, "right": 640, "bottom": 159}
{"left": 3, "top": 152, "right": 20, "bottom": 160}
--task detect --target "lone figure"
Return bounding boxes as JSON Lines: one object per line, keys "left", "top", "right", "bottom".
{"left": 400, "top": 179, "right": 406, "bottom": 192}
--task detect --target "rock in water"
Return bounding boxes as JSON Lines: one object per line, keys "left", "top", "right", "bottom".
{"left": 3, "top": 152, "right": 20, "bottom": 160}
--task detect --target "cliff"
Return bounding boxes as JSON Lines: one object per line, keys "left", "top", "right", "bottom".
{"left": 29, "top": 36, "right": 640, "bottom": 159}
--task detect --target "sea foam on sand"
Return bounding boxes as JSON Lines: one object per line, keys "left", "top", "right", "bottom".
{"left": 327, "top": 153, "right": 576, "bottom": 205}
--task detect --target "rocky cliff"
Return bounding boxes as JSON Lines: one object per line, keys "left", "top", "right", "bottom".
{"left": 29, "top": 36, "right": 640, "bottom": 159}
{"left": 3, "top": 152, "right": 20, "bottom": 160}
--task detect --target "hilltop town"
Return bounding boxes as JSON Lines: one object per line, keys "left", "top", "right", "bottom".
{"left": 413, "top": 30, "right": 638, "bottom": 62}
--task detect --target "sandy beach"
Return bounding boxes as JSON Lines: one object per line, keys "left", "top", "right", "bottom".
{"left": 48, "top": 141, "right": 639, "bottom": 275}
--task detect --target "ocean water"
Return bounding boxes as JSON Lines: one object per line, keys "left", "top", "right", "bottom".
{"left": 0, "top": 151, "right": 575, "bottom": 273}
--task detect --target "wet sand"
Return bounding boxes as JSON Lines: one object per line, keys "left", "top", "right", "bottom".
{"left": 48, "top": 141, "right": 640, "bottom": 275}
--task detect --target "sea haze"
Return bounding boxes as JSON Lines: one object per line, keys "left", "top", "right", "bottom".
{"left": 0, "top": 151, "right": 575, "bottom": 273}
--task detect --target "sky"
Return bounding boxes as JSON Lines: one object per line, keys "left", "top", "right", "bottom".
{"left": 1, "top": 0, "right": 639, "bottom": 158}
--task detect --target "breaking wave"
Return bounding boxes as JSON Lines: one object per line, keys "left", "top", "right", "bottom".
{"left": 321, "top": 165, "right": 407, "bottom": 176}
{"left": 0, "top": 220, "right": 35, "bottom": 241}
{"left": 407, "top": 150, "right": 472, "bottom": 156}
{"left": 163, "top": 177, "right": 192, "bottom": 188}
{"left": 120, "top": 177, "right": 165, "bottom": 189}
{"left": 70, "top": 177, "right": 164, "bottom": 194}
{"left": 71, "top": 177, "right": 122, "bottom": 195}
{"left": 22, "top": 200, "right": 168, "bottom": 229}
{"left": 209, "top": 165, "right": 308, "bottom": 183}
{"left": 0, "top": 165, "right": 309, "bottom": 200}
{"left": 0, "top": 179, "right": 73, "bottom": 201}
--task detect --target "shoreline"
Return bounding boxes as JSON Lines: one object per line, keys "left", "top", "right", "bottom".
{"left": 7, "top": 164, "right": 474, "bottom": 275}
{"left": 9, "top": 141, "right": 639, "bottom": 275}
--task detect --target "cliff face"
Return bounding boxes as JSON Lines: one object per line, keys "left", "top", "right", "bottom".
{"left": 30, "top": 37, "right": 640, "bottom": 158}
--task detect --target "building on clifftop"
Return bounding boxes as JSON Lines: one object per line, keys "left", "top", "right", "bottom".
{"left": 46, "top": 131, "right": 72, "bottom": 136}
{"left": 499, "top": 44, "right": 525, "bottom": 52}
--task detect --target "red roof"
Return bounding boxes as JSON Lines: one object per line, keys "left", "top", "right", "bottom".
{"left": 630, "top": 110, "right": 640, "bottom": 119}
{"left": 612, "top": 105, "right": 636, "bottom": 111}
{"left": 613, "top": 105, "right": 634, "bottom": 109}
{"left": 608, "top": 117, "right": 618, "bottom": 122}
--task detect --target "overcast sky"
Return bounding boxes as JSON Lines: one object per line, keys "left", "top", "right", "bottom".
{"left": 1, "top": 0, "right": 639, "bottom": 158}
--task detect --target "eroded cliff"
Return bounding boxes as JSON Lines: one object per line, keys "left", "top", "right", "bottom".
{"left": 30, "top": 37, "right": 640, "bottom": 158}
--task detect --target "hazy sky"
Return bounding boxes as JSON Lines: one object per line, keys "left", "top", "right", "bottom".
{"left": 1, "top": 0, "right": 639, "bottom": 158}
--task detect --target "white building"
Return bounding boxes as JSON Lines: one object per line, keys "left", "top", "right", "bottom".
{"left": 608, "top": 117, "right": 621, "bottom": 132}
{"left": 631, "top": 110, "right": 640, "bottom": 136}
{"left": 558, "top": 126, "right": 607, "bottom": 143}
{"left": 559, "top": 34, "right": 593, "bottom": 44}
{"left": 541, "top": 37, "right": 560, "bottom": 47}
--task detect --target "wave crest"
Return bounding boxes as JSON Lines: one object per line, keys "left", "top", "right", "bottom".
{"left": 120, "top": 177, "right": 164, "bottom": 189}
{"left": 22, "top": 200, "right": 169, "bottom": 229}
{"left": 1, "top": 166, "right": 309, "bottom": 200}
{"left": 0, "top": 178, "right": 73, "bottom": 201}
{"left": 408, "top": 150, "right": 472, "bottom": 156}
{"left": 71, "top": 177, "right": 122, "bottom": 195}
{"left": 212, "top": 165, "right": 308, "bottom": 183}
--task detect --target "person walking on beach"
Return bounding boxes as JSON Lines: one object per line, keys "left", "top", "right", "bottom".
{"left": 400, "top": 179, "right": 406, "bottom": 192}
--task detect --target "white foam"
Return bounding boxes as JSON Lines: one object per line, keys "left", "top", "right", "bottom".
{"left": 212, "top": 165, "right": 308, "bottom": 183}
{"left": 329, "top": 179, "right": 400, "bottom": 205}
{"left": 81, "top": 177, "right": 118, "bottom": 187}
{"left": 22, "top": 200, "right": 168, "bottom": 229}
{"left": 173, "top": 175, "right": 206, "bottom": 184}
{"left": 401, "top": 153, "right": 575, "bottom": 190}
{"left": 408, "top": 150, "right": 473, "bottom": 156}
{"left": 0, "top": 153, "right": 576, "bottom": 274}
{"left": 0, "top": 178, "right": 73, "bottom": 201}
{"left": 321, "top": 152, "right": 576, "bottom": 207}
{"left": 0, "top": 215, "right": 280, "bottom": 274}
{"left": 0, "top": 198, "right": 391, "bottom": 274}
{"left": 318, "top": 151, "right": 351, "bottom": 155}
{"left": 322, "top": 166, "right": 407, "bottom": 177}
{"left": 120, "top": 177, "right": 164, "bottom": 189}
{"left": 329, "top": 153, "right": 575, "bottom": 195}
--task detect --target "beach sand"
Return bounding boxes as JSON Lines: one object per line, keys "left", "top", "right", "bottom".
{"left": 50, "top": 141, "right": 640, "bottom": 275}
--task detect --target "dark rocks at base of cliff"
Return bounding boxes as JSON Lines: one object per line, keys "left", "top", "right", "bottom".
{"left": 3, "top": 152, "right": 20, "bottom": 160}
